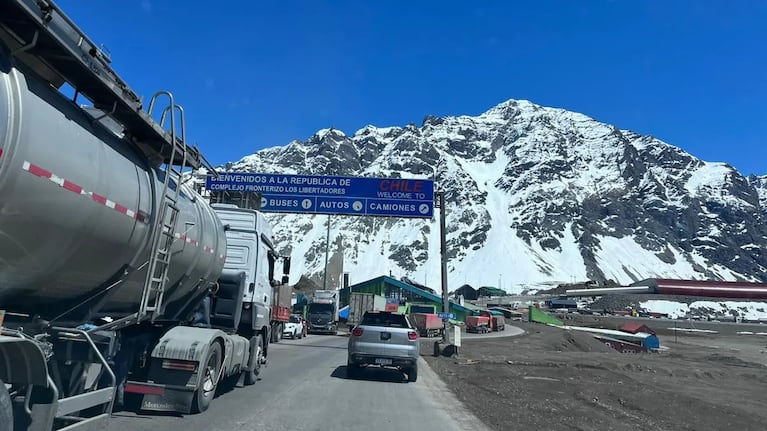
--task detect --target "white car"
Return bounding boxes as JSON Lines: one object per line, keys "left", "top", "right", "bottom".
{"left": 282, "top": 314, "right": 305, "bottom": 339}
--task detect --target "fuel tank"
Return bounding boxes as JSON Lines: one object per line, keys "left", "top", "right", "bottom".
{"left": 0, "top": 47, "right": 226, "bottom": 321}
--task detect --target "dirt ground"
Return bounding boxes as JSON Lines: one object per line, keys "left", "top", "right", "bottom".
{"left": 422, "top": 322, "right": 767, "bottom": 431}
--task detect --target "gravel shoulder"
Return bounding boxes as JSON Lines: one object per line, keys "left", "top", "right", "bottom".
{"left": 423, "top": 322, "right": 767, "bottom": 431}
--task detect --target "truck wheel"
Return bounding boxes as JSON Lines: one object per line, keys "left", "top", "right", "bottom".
{"left": 407, "top": 365, "right": 418, "bottom": 383}
{"left": 193, "top": 343, "right": 222, "bottom": 413}
{"left": 0, "top": 379, "right": 12, "bottom": 431}
{"left": 244, "top": 336, "right": 263, "bottom": 386}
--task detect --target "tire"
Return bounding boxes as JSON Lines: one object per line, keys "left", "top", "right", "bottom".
{"left": 192, "top": 343, "right": 222, "bottom": 413}
{"left": 244, "top": 335, "right": 263, "bottom": 386}
{"left": 407, "top": 365, "right": 418, "bottom": 383}
{"left": 0, "top": 379, "right": 12, "bottom": 431}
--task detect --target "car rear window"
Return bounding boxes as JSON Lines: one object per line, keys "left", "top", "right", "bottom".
{"left": 360, "top": 312, "right": 409, "bottom": 328}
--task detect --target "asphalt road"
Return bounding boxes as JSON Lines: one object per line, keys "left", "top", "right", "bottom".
{"left": 106, "top": 334, "right": 488, "bottom": 431}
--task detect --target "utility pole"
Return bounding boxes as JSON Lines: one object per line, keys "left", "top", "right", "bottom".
{"left": 437, "top": 191, "right": 450, "bottom": 345}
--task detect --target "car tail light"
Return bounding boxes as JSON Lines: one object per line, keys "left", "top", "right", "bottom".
{"left": 161, "top": 359, "right": 197, "bottom": 372}
{"left": 408, "top": 331, "right": 418, "bottom": 340}
{"left": 352, "top": 327, "right": 364, "bottom": 336}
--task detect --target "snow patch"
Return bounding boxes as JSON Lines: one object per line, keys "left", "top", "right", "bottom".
{"left": 641, "top": 299, "right": 767, "bottom": 320}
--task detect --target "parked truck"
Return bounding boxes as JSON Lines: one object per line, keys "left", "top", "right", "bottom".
{"left": 0, "top": 2, "right": 288, "bottom": 429}
{"left": 408, "top": 313, "right": 443, "bottom": 338}
{"left": 270, "top": 274, "right": 293, "bottom": 343}
{"left": 347, "top": 293, "right": 387, "bottom": 327}
{"left": 306, "top": 290, "right": 339, "bottom": 335}
{"left": 478, "top": 310, "right": 506, "bottom": 331}
{"left": 465, "top": 316, "right": 492, "bottom": 333}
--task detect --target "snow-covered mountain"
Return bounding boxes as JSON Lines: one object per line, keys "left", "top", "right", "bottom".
{"left": 218, "top": 99, "right": 767, "bottom": 292}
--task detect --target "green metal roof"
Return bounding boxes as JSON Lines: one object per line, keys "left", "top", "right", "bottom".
{"left": 460, "top": 302, "right": 484, "bottom": 311}
{"left": 349, "top": 276, "right": 473, "bottom": 315}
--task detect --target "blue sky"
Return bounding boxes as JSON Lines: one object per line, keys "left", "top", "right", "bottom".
{"left": 57, "top": 1, "right": 766, "bottom": 175}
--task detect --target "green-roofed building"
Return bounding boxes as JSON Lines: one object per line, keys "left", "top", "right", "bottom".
{"left": 477, "top": 286, "right": 507, "bottom": 297}
{"left": 341, "top": 275, "right": 474, "bottom": 322}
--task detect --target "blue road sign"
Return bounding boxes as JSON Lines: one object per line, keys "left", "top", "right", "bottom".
{"left": 207, "top": 172, "right": 434, "bottom": 218}
{"left": 437, "top": 312, "right": 456, "bottom": 320}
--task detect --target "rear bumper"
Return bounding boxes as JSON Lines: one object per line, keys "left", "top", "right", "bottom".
{"left": 308, "top": 324, "right": 336, "bottom": 334}
{"left": 348, "top": 353, "right": 417, "bottom": 368}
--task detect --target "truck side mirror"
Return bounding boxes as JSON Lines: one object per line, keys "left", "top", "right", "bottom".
{"left": 282, "top": 257, "right": 291, "bottom": 275}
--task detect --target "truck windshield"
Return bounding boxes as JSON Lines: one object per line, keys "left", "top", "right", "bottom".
{"left": 308, "top": 303, "right": 334, "bottom": 314}
{"left": 409, "top": 305, "right": 434, "bottom": 314}
{"left": 360, "top": 313, "right": 409, "bottom": 328}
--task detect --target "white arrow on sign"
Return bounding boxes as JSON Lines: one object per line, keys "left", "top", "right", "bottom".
{"left": 353, "top": 200, "right": 363, "bottom": 211}
{"left": 261, "top": 197, "right": 268, "bottom": 208}
{"left": 301, "top": 199, "right": 313, "bottom": 209}
{"left": 419, "top": 203, "right": 430, "bottom": 214}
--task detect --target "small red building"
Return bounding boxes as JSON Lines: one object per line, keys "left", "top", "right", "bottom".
{"left": 620, "top": 322, "right": 656, "bottom": 335}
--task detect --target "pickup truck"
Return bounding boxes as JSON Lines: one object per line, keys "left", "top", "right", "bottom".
{"left": 347, "top": 311, "right": 420, "bottom": 382}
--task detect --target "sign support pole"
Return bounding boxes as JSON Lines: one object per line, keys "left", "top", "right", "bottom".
{"left": 437, "top": 191, "right": 450, "bottom": 345}
{"left": 323, "top": 214, "right": 331, "bottom": 290}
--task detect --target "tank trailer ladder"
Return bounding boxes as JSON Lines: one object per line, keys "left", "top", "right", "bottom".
{"left": 138, "top": 94, "right": 188, "bottom": 322}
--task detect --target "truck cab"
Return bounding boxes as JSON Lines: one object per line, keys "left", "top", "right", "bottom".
{"left": 307, "top": 290, "right": 339, "bottom": 335}
{"left": 210, "top": 204, "right": 290, "bottom": 345}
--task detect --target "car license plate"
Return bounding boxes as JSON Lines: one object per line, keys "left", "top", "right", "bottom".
{"left": 375, "top": 358, "right": 392, "bottom": 365}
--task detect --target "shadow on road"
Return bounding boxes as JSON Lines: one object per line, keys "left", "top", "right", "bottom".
{"left": 276, "top": 342, "right": 348, "bottom": 350}
{"left": 331, "top": 365, "right": 407, "bottom": 383}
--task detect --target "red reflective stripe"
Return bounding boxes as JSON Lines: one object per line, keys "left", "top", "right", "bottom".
{"left": 91, "top": 193, "right": 107, "bottom": 205}
{"left": 0, "top": 148, "right": 4, "bottom": 158}
{"left": 124, "top": 384, "right": 165, "bottom": 396}
{"left": 21, "top": 160, "right": 149, "bottom": 224}
{"left": 62, "top": 180, "right": 83, "bottom": 194}
{"left": 27, "top": 163, "right": 52, "bottom": 178}
{"left": 113, "top": 203, "right": 128, "bottom": 215}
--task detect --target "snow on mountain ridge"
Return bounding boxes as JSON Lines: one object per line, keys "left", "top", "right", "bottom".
{"left": 223, "top": 98, "right": 767, "bottom": 291}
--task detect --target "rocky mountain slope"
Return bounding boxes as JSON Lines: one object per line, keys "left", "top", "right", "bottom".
{"left": 215, "top": 99, "right": 767, "bottom": 292}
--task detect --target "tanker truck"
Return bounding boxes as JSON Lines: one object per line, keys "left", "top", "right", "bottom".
{"left": 0, "top": 1, "right": 286, "bottom": 429}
